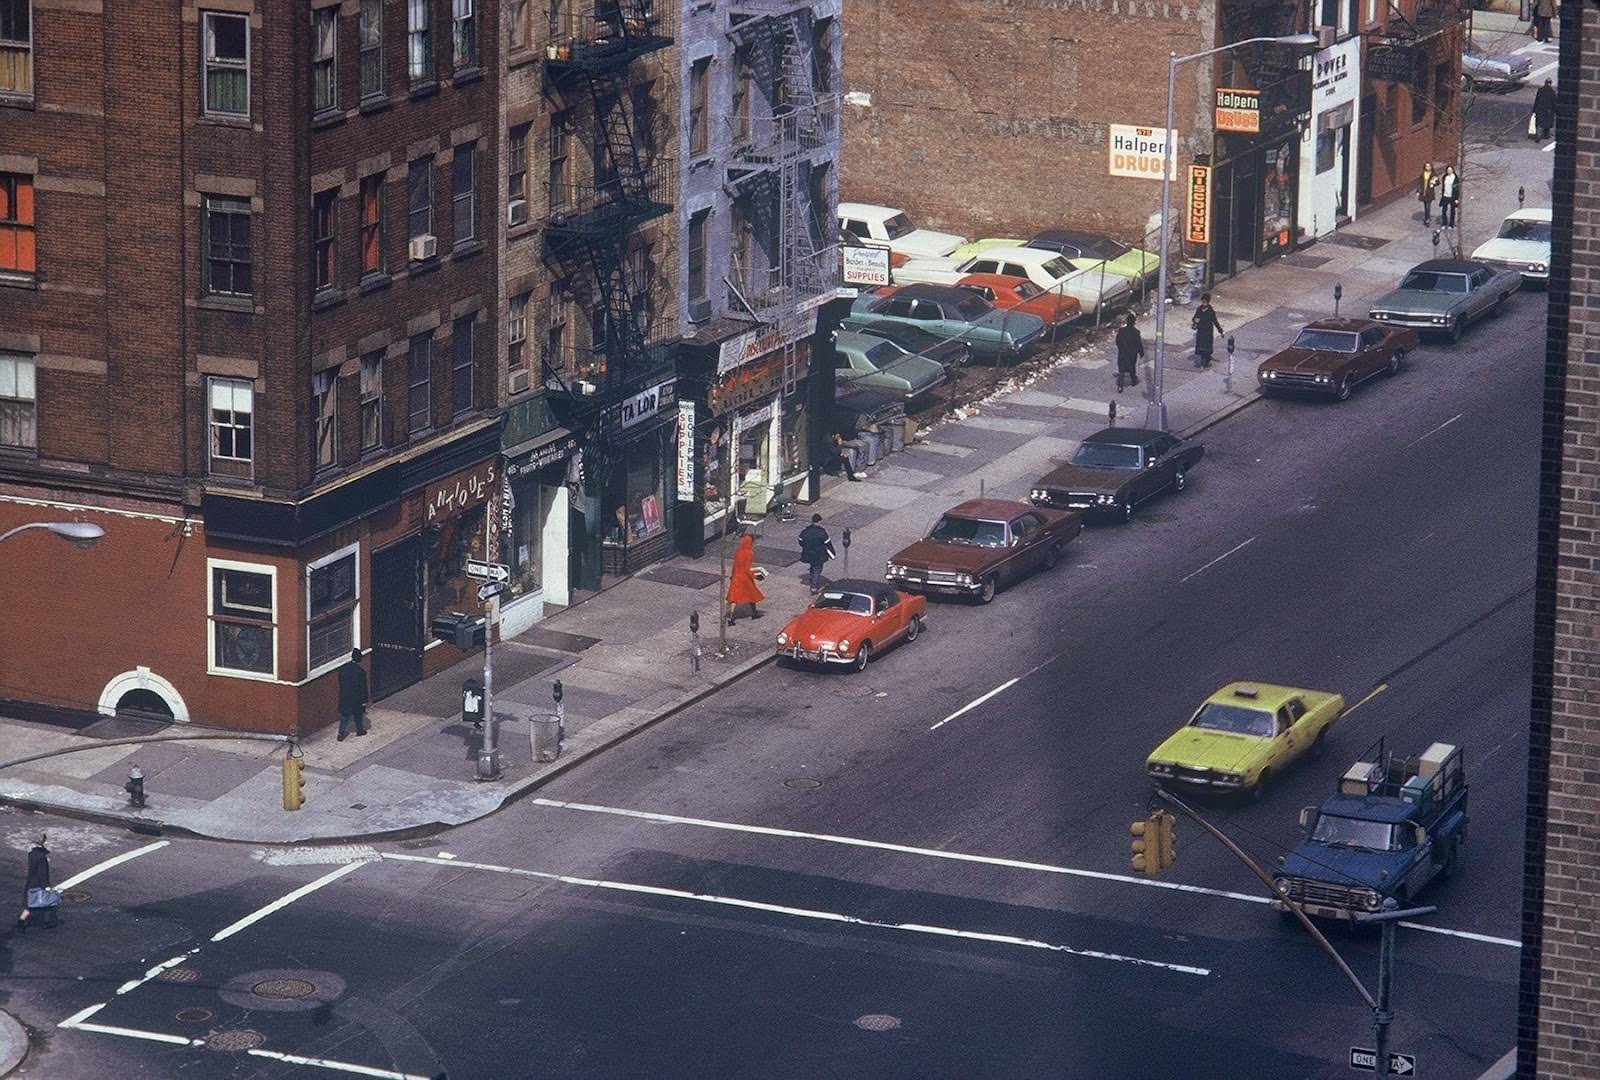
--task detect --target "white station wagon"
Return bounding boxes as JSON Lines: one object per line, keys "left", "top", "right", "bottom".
{"left": 1470, "top": 207, "right": 1552, "bottom": 284}
{"left": 838, "top": 202, "right": 968, "bottom": 260}
{"left": 894, "top": 245, "right": 1133, "bottom": 318}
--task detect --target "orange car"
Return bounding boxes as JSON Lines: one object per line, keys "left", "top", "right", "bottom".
{"left": 956, "top": 273, "right": 1081, "bottom": 334}
{"left": 775, "top": 579, "right": 927, "bottom": 672}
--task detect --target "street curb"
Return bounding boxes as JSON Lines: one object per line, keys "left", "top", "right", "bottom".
{"left": 1, "top": 649, "right": 780, "bottom": 847}
{"left": 1178, "top": 388, "right": 1264, "bottom": 438}
{"left": 1472, "top": 1049, "right": 1516, "bottom": 1080}
{"left": 0, "top": 1009, "right": 26, "bottom": 1078}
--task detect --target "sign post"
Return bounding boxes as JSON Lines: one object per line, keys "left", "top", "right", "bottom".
{"left": 464, "top": 560, "right": 510, "bottom": 780}
{"left": 1349, "top": 1049, "right": 1416, "bottom": 1076}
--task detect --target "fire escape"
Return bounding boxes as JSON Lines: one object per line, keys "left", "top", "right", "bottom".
{"left": 542, "top": 1, "right": 675, "bottom": 405}
{"left": 1218, "top": 0, "right": 1312, "bottom": 139}
{"left": 724, "top": 1, "right": 839, "bottom": 392}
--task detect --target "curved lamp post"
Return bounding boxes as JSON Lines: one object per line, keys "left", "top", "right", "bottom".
{"left": 1148, "top": 32, "right": 1321, "bottom": 432}
{"left": 0, "top": 521, "right": 106, "bottom": 549}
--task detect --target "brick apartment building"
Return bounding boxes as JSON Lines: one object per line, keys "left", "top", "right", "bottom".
{"left": 0, "top": 0, "right": 505, "bottom": 734}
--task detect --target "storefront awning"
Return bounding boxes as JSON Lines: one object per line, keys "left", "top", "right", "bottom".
{"left": 504, "top": 427, "right": 577, "bottom": 477}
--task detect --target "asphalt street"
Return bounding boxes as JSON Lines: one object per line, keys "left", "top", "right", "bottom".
{"left": 0, "top": 267, "right": 1543, "bottom": 1080}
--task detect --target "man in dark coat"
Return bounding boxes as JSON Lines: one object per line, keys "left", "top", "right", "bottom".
{"left": 17, "top": 833, "right": 58, "bottom": 931}
{"left": 337, "top": 648, "right": 369, "bottom": 740}
{"left": 1191, "top": 292, "right": 1224, "bottom": 368}
{"left": 1533, "top": 79, "right": 1556, "bottom": 140}
{"left": 797, "top": 514, "right": 835, "bottom": 594}
{"left": 1114, "top": 313, "right": 1144, "bottom": 392}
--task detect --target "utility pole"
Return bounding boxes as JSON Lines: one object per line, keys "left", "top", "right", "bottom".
{"left": 477, "top": 592, "right": 500, "bottom": 780}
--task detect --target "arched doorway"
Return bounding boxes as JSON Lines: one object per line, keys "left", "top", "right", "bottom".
{"left": 113, "top": 688, "right": 174, "bottom": 724}
{"left": 97, "top": 667, "right": 190, "bottom": 723}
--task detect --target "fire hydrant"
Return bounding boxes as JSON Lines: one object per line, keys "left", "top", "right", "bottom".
{"left": 124, "top": 765, "right": 146, "bottom": 808}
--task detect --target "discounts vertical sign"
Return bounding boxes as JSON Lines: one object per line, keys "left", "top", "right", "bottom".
{"left": 1186, "top": 165, "right": 1212, "bottom": 245}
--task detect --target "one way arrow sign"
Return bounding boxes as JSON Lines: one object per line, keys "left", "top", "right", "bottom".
{"left": 1350, "top": 1048, "right": 1416, "bottom": 1076}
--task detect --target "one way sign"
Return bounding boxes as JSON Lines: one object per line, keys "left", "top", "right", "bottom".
{"left": 1350, "top": 1048, "right": 1417, "bottom": 1075}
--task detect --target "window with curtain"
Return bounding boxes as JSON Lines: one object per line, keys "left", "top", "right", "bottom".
{"left": 359, "top": 0, "right": 383, "bottom": 97}
{"left": 312, "top": 6, "right": 337, "bottom": 113}
{"left": 360, "top": 351, "right": 383, "bottom": 450}
{"left": 307, "top": 548, "right": 358, "bottom": 671}
{"left": 508, "top": 293, "right": 528, "bottom": 370}
{"left": 202, "top": 11, "right": 249, "bottom": 117}
{"left": 407, "top": 0, "right": 432, "bottom": 83}
{"left": 313, "top": 190, "right": 337, "bottom": 291}
{"left": 312, "top": 369, "right": 337, "bottom": 470}
{"left": 452, "top": 0, "right": 475, "bottom": 69}
{"left": 0, "top": 0, "right": 31, "bottom": 99}
{"left": 0, "top": 351, "right": 35, "bottom": 449}
{"left": 360, "top": 175, "right": 383, "bottom": 274}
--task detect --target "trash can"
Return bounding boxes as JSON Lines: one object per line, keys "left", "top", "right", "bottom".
{"left": 885, "top": 419, "right": 905, "bottom": 454}
{"left": 1178, "top": 259, "right": 1207, "bottom": 305}
{"left": 530, "top": 713, "right": 561, "bottom": 762}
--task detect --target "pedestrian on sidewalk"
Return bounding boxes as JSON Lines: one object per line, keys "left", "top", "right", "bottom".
{"left": 1418, "top": 162, "right": 1437, "bottom": 226}
{"left": 1439, "top": 165, "right": 1461, "bottom": 229}
{"left": 1533, "top": 78, "right": 1556, "bottom": 141}
{"left": 824, "top": 432, "right": 862, "bottom": 482}
{"left": 798, "top": 514, "right": 835, "bottom": 594}
{"left": 1533, "top": 0, "right": 1554, "bottom": 42}
{"left": 337, "top": 648, "right": 369, "bottom": 741}
{"left": 1190, "top": 293, "right": 1224, "bottom": 369}
{"left": 16, "top": 833, "right": 60, "bottom": 932}
{"left": 1114, "top": 312, "right": 1144, "bottom": 393}
{"left": 726, "top": 533, "right": 766, "bottom": 624}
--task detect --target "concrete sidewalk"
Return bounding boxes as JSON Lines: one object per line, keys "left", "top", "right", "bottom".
{"left": 0, "top": 153, "right": 1531, "bottom": 845}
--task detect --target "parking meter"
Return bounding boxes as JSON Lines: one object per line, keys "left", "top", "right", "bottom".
{"left": 1432, "top": 229, "right": 1441, "bottom": 252}
{"left": 1225, "top": 335, "right": 1237, "bottom": 393}
{"left": 841, "top": 527, "right": 852, "bottom": 576}
{"left": 1518, "top": 186, "right": 1526, "bottom": 208}
{"left": 1333, "top": 283, "right": 1342, "bottom": 317}
{"left": 1108, "top": 399, "right": 1117, "bottom": 427}
{"left": 552, "top": 679, "right": 563, "bottom": 705}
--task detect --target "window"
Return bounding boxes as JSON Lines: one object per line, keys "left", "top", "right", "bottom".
{"left": 359, "top": 0, "right": 383, "bottom": 98}
{"left": 627, "top": 243, "right": 655, "bottom": 327}
{"left": 507, "top": 124, "right": 528, "bottom": 216}
{"left": 0, "top": 0, "right": 31, "bottom": 98}
{"left": 1319, "top": 0, "right": 1336, "bottom": 28}
{"left": 687, "top": 209, "right": 708, "bottom": 305}
{"left": 407, "top": 0, "right": 432, "bottom": 83}
{"left": 408, "top": 158, "right": 432, "bottom": 239}
{"left": 202, "top": 11, "right": 249, "bottom": 117}
{"left": 1, "top": 173, "right": 38, "bottom": 278}
{"left": 451, "top": 316, "right": 474, "bottom": 415}
{"left": 452, "top": 0, "right": 475, "bottom": 69}
{"left": 689, "top": 57, "right": 709, "bottom": 156}
{"left": 408, "top": 332, "right": 432, "bottom": 433}
{"left": 312, "top": 6, "right": 337, "bottom": 113}
{"left": 313, "top": 189, "right": 337, "bottom": 291}
{"left": 731, "top": 46, "right": 751, "bottom": 142}
{"left": 202, "top": 196, "right": 252, "bottom": 297}
{"left": 632, "top": 81, "right": 659, "bottom": 166}
{"left": 452, "top": 141, "right": 476, "bottom": 244}
{"left": 1411, "top": 67, "right": 1429, "bottom": 124}
{"left": 360, "top": 175, "right": 383, "bottom": 274}
{"left": 508, "top": 0, "right": 528, "bottom": 50}
{"left": 812, "top": 18, "right": 834, "bottom": 94}
{"left": 549, "top": 112, "right": 571, "bottom": 208}
{"left": 307, "top": 546, "right": 358, "bottom": 672}
{"left": 207, "top": 376, "right": 253, "bottom": 477}
{"left": 0, "top": 351, "right": 34, "bottom": 449}
{"left": 360, "top": 351, "right": 382, "bottom": 450}
{"left": 1286, "top": 698, "right": 1307, "bottom": 722}
{"left": 312, "top": 369, "right": 337, "bottom": 469}
{"left": 209, "top": 562, "right": 275, "bottom": 677}
{"left": 508, "top": 292, "right": 528, "bottom": 370}
{"left": 1315, "top": 130, "right": 1336, "bottom": 174}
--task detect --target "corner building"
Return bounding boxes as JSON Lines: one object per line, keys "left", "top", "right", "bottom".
{"left": 0, "top": 0, "right": 504, "bottom": 733}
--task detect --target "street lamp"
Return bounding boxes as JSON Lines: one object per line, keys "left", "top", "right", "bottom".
{"left": 1148, "top": 32, "right": 1320, "bottom": 432}
{"left": 0, "top": 521, "right": 105, "bottom": 549}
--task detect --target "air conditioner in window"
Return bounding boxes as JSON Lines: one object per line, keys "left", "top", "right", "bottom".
{"left": 1315, "top": 25, "right": 1337, "bottom": 48}
{"left": 688, "top": 298, "right": 712, "bottom": 323}
{"left": 508, "top": 367, "right": 530, "bottom": 394}
{"left": 409, "top": 234, "right": 438, "bottom": 262}
{"left": 575, "top": 379, "right": 598, "bottom": 396}
{"left": 507, "top": 199, "right": 528, "bottom": 227}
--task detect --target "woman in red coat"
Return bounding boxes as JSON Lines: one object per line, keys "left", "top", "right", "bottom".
{"left": 726, "top": 533, "right": 765, "bottom": 623}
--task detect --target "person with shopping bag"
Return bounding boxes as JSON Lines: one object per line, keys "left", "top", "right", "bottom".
{"left": 726, "top": 532, "right": 767, "bottom": 624}
{"left": 17, "top": 833, "right": 61, "bottom": 931}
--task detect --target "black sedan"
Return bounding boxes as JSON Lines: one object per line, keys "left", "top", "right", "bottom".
{"left": 1029, "top": 427, "right": 1204, "bottom": 522}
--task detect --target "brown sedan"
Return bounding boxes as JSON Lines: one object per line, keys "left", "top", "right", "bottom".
{"left": 1257, "top": 318, "right": 1419, "bottom": 401}
{"left": 884, "top": 498, "right": 1082, "bottom": 604}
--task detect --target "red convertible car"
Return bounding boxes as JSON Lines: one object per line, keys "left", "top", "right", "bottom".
{"left": 775, "top": 579, "right": 927, "bottom": 672}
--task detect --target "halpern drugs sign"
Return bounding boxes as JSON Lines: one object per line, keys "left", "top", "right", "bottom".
{"left": 1186, "top": 164, "right": 1212, "bottom": 245}
{"left": 1108, "top": 125, "right": 1177, "bottom": 180}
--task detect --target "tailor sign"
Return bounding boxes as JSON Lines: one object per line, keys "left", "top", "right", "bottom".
{"left": 1186, "top": 164, "right": 1212, "bottom": 245}
{"left": 1108, "top": 125, "right": 1178, "bottom": 180}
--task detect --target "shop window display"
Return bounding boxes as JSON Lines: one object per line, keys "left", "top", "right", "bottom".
{"left": 426, "top": 504, "right": 487, "bottom": 617}
{"left": 610, "top": 435, "right": 666, "bottom": 544}
{"left": 701, "top": 420, "right": 730, "bottom": 519}
{"left": 781, "top": 394, "right": 808, "bottom": 479}
{"left": 508, "top": 478, "right": 544, "bottom": 598}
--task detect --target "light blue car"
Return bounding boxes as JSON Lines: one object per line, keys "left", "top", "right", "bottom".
{"left": 832, "top": 330, "right": 947, "bottom": 402}
{"left": 843, "top": 283, "right": 1047, "bottom": 361}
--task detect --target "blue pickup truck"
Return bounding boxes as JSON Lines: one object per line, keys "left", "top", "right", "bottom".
{"left": 1272, "top": 738, "right": 1467, "bottom": 921}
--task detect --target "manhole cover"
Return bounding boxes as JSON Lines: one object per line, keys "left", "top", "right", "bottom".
{"left": 253, "top": 978, "right": 317, "bottom": 1000}
{"left": 855, "top": 1014, "right": 901, "bottom": 1032}
{"left": 62, "top": 890, "right": 90, "bottom": 904}
{"left": 158, "top": 967, "right": 201, "bottom": 984}
{"left": 831, "top": 684, "right": 877, "bottom": 698}
{"left": 175, "top": 1008, "right": 214, "bottom": 1023}
{"left": 784, "top": 777, "right": 823, "bottom": 790}
{"left": 206, "top": 1029, "right": 265, "bottom": 1052}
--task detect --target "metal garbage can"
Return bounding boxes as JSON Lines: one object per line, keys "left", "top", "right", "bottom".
{"left": 885, "top": 419, "right": 905, "bottom": 453}
{"left": 1178, "top": 258, "right": 1207, "bottom": 305}
{"left": 530, "top": 713, "right": 562, "bottom": 762}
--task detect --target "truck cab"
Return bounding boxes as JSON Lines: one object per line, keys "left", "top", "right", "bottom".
{"left": 1272, "top": 739, "right": 1467, "bottom": 921}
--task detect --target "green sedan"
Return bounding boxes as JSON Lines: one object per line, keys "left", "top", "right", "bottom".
{"left": 1027, "top": 229, "right": 1160, "bottom": 289}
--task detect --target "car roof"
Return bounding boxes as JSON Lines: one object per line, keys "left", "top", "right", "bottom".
{"left": 834, "top": 329, "right": 898, "bottom": 351}
{"left": 957, "top": 272, "right": 1029, "bottom": 288}
{"left": 1506, "top": 207, "right": 1553, "bottom": 222}
{"left": 893, "top": 282, "right": 984, "bottom": 302}
{"left": 964, "top": 246, "right": 1059, "bottom": 266}
{"left": 1302, "top": 318, "right": 1377, "bottom": 332}
{"left": 1204, "top": 681, "right": 1321, "bottom": 711}
{"left": 1031, "top": 228, "right": 1099, "bottom": 244}
{"left": 1083, "top": 426, "right": 1165, "bottom": 447}
{"left": 822, "top": 578, "right": 901, "bottom": 603}
{"left": 1409, "top": 258, "right": 1483, "bottom": 274}
{"left": 943, "top": 498, "right": 1032, "bottom": 521}
{"left": 838, "top": 202, "right": 901, "bottom": 221}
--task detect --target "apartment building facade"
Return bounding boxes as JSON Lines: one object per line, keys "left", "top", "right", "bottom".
{"left": 0, "top": 0, "right": 503, "bottom": 733}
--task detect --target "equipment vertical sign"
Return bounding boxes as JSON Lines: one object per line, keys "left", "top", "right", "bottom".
{"left": 676, "top": 399, "right": 696, "bottom": 502}
{"left": 1186, "top": 164, "right": 1212, "bottom": 245}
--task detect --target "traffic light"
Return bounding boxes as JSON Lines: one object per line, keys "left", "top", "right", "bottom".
{"left": 282, "top": 748, "right": 305, "bottom": 811}
{"left": 1156, "top": 810, "right": 1177, "bottom": 870}
{"left": 1130, "top": 815, "right": 1157, "bottom": 874}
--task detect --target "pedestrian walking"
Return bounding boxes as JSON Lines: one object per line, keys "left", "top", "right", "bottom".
{"left": 824, "top": 432, "right": 862, "bottom": 482}
{"left": 1190, "top": 293, "right": 1224, "bottom": 369}
{"left": 337, "top": 648, "right": 369, "bottom": 741}
{"left": 726, "top": 533, "right": 766, "bottom": 624}
{"left": 1114, "top": 312, "right": 1144, "bottom": 393}
{"left": 797, "top": 514, "right": 835, "bottom": 594}
{"left": 1532, "top": 0, "right": 1554, "bottom": 42}
{"left": 16, "top": 833, "right": 60, "bottom": 932}
{"left": 1439, "top": 164, "right": 1461, "bottom": 229}
{"left": 1533, "top": 78, "right": 1556, "bottom": 140}
{"left": 1418, "top": 161, "right": 1437, "bottom": 226}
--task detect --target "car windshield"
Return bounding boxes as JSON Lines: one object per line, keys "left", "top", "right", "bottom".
{"left": 1013, "top": 280, "right": 1044, "bottom": 300}
{"left": 929, "top": 516, "right": 1008, "bottom": 547}
{"left": 1310, "top": 814, "right": 1396, "bottom": 851}
{"left": 815, "top": 591, "right": 874, "bottom": 616}
{"left": 954, "top": 295, "right": 992, "bottom": 320}
{"left": 882, "top": 213, "right": 914, "bottom": 239}
{"left": 1071, "top": 442, "right": 1142, "bottom": 469}
{"left": 1040, "top": 256, "right": 1074, "bottom": 279}
{"left": 1293, "top": 329, "right": 1360, "bottom": 352}
{"left": 863, "top": 340, "right": 906, "bottom": 368}
{"left": 1189, "top": 703, "right": 1276, "bottom": 738}
{"left": 1497, "top": 219, "right": 1552, "bottom": 243}
{"left": 1400, "top": 271, "right": 1469, "bottom": 293}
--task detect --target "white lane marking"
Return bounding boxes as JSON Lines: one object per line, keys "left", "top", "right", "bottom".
{"left": 1543, "top": 141, "right": 1556, "bottom": 153}
{"left": 58, "top": 1003, "right": 106, "bottom": 1028}
{"left": 1179, "top": 535, "right": 1257, "bottom": 583}
{"left": 61, "top": 1021, "right": 202, "bottom": 1046}
{"left": 246, "top": 1047, "right": 436, "bottom": 1080}
{"left": 1406, "top": 411, "right": 1464, "bottom": 448}
{"left": 116, "top": 948, "right": 201, "bottom": 996}
{"left": 55, "top": 840, "right": 169, "bottom": 891}
{"left": 930, "top": 677, "right": 1019, "bottom": 731}
{"left": 527, "top": 798, "right": 1521, "bottom": 948}
{"left": 382, "top": 852, "right": 1212, "bottom": 977}
{"left": 211, "top": 861, "right": 364, "bottom": 942}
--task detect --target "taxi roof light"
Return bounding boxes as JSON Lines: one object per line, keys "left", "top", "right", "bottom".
{"left": 1233, "top": 686, "right": 1260, "bottom": 699}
